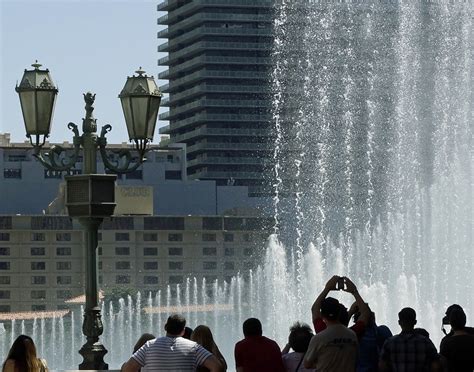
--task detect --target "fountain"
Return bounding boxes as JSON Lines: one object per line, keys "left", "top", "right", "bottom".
{"left": 1, "top": 1, "right": 472, "bottom": 370}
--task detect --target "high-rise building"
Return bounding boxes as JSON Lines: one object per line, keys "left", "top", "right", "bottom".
{"left": 157, "top": 0, "right": 274, "bottom": 196}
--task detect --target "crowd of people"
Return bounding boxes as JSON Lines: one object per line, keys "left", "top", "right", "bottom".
{"left": 3, "top": 275, "right": 474, "bottom": 371}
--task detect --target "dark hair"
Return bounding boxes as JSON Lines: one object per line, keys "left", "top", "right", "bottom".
{"left": 321, "top": 297, "right": 340, "bottom": 321}
{"left": 338, "top": 304, "right": 349, "bottom": 326}
{"left": 398, "top": 307, "right": 416, "bottom": 324}
{"left": 133, "top": 333, "right": 155, "bottom": 353}
{"left": 183, "top": 327, "right": 193, "bottom": 340}
{"left": 449, "top": 308, "right": 466, "bottom": 330}
{"left": 243, "top": 318, "right": 262, "bottom": 337}
{"left": 288, "top": 322, "right": 313, "bottom": 353}
{"left": 414, "top": 328, "right": 430, "bottom": 338}
{"left": 3, "top": 335, "right": 42, "bottom": 372}
{"left": 165, "top": 314, "right": 186, "bottom": 335}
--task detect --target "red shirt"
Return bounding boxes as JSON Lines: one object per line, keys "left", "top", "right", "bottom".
{"left": 313, "top": 317, "right": 366, "bottom": 338}
{"left": 234, "top": 335, "right": 285, "bottom": 372}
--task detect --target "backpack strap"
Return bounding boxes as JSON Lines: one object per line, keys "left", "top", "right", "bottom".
{"left": 295, "top": 354, "right": 304, "bottom": 372}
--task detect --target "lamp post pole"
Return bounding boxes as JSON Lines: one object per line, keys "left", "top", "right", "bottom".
{"left": 16, "top": 62, "right": 162, "bottom": 370}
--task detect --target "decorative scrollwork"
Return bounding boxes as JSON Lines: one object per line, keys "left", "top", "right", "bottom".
{"left": 32, "top": 123, "right": 81, "bottom": 171}
{"left": 99, "top": 124, "right": 148, "bottom": 174}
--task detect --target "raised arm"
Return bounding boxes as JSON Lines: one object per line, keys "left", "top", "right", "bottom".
{"left": 311, "top": 275, "right": 339, "bottom": 321}
{"left": 343, "top": 277, "right": 370, "bottom": 325}
{"left": 121, "top": 358, "right": 141, "bottom": 372}
{"left": 202, "top": 355, "right": 225, "bottom": 372}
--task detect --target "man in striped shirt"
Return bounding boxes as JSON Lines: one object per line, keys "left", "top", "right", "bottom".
{"left": 122, "top": 314, "right": 224, "bottom": 372}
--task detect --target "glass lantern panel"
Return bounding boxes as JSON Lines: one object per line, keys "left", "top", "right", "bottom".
{"left": 36, "top": 90, "right": 56, "bottom": 134}
{"left": 130, "top": 97, "right": 149, "bottom": 139}
{"left": 146, "top": 97, "right": 161, "bottom": 139}
{"left": 120, "top": 97, "right": 134, "bottom": 140}
{"left": 19, "top": 91, "right": 37, "bottom": 135}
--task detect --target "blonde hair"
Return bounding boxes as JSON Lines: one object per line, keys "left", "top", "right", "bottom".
{"left": 3, "top": 335, "right": 46, "bottom": 372}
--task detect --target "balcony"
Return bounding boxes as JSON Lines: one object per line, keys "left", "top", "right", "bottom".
{"left": 188, "top": 170, "right": 264, "bottom": 180}
{"left": 171, "top": 127, "right": 271, "bottom": 142}
{"left": 186, "top": 141, "right": 272, "bottom": 154}
{"left": 187, "top": 156, "right": 265, "bottom": 167}
{"left": 159, "top": 114, "right": 271, "bottom": 133}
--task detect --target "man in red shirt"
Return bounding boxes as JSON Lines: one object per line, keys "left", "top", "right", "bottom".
{"left": 234, "top": 317, "right": 285, "bottom": 372}
{"left": 311, "top": 275, "right": 369, "bottom": 338}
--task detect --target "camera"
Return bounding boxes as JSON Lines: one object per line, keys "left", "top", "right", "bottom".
{"left": 337, "top": 277, "right": 345, "bottom": 290}
{"left": 442, "top": 315, "right": 450, "bottom": 325}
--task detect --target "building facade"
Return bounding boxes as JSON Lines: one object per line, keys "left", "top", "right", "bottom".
{"left": 0, "top": 215, "right": 272, "bottom": 313}
{"left": 157, "top": 0, "right": 274, "bottom": 195}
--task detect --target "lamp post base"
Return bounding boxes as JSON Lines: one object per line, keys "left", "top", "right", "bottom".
{"left": 79, "top": 341, "right": 108, "bottom": 370}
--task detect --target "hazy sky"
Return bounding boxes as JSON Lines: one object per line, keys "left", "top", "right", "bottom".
{"left": 0, "top": 0, "right": 167, "bottom": 144}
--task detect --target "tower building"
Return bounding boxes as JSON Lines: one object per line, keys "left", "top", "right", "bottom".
{"left": 157, "top": 0, "right": 274, "bottom": 196}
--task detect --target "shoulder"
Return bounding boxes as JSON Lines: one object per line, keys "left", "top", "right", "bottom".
{"left": 3, "top": 360, "right": 16, "bottom": 372}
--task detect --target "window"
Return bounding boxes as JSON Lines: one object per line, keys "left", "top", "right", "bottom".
{"left": 115, "top": 261, "right": 131, "bottom": 270}
{"left": 57, "top": 305, "right": 69, "bottom": 310}
{"left": 202, "top": 217, "right": 222, "bottom": 230}
{"left": 168, "top": 233, "right": 183, "bottom": 242}
{"left": 30, "top": 247, "right": 45, "bottom": 256}
{"left": 243, "top": 233, "right": 251, "bottom": 242}
{"left": 224, "top": 262, "right": 235, "bottom": 270}
{"left": 0, "top": 248, "right": 10, "bottom": 256}
{"left": 168, "top": 276, "right": 183, "bottom": 284}
{"left": 32, "top": 305, "right": 46, "bottom": 311}
{"left": 56, "top": 233, "right": 71, "bottom": 241}
{"left": 0, "top": 217, "right": 12, "bottom": 229}
{"left": 0, "top": 262, "right": 10, "bottom": 270}
{"left": 115, "top": 233, "right": 130, "bottom": 241}
{"left": 57, "top": 276, "right": 72, "bottom": 285}
{"left": 0, "top": 305, "right": 11, "bottom": 312}
{"left": 0, "top": 291, "right": 10, "bottom": 299}
{"left": 31, "top": 262, "right": 46, "bottom": 270}
{"left": 115, "top": 247, "right": 130, "bottom": 255}
{"left": 4, "top": 168, "right": 21, "bottom": 179}
{"left": 31, "top": 290, "right": 46, "bottom": 299}
{"left": 143, "top": 233, "right": 158, "bottom": 241}
{"left": 168, "top": 247, "right": 183, "bottom": 256}
{"left": 203, "top": 262, "right": 217, "bottom": 270}
{"left": 56, "top": 262, "right": 71, "bottom": 270}
{"left": 244, "top": 248, "right": 253, "bottom": 256}
{"left": 116, "top": 275, "right": 130, "bottom": 284}
{"left": 144, "top": 276, "right": 159, "bottom": 285}
{"left": 244, "top": 261, "right": 253, "bottom": 270}
{"left": 31, "top": 233, "right": 45, "bottom": 241}
{"left": 202, "top": 233, "right": 216, "bottom": 242}
{"left": 165, "top": 170, "right": 181, "bottom": 180}
{"left": 169, "top": 261, "right": 183, "bottom": 270}
{"left": 0, "top": 276, "right": 10, "bottom": 285}
{"left": 98, "top": 261, "right": 103, "bottom": 270}
{"left": 44, "top": 170, "right": 62, "bottom": 179}
{"left": 102, "top": 217, "right": 134, "bottom": 230}
{"left": 0, "top": 233, "right": 10, "bottom": 241}
{"left": 98, "top": 247, "right": 102, "bottom": 255}
{"left": 144, "top": 247, "right": 158, "bottom": 256}
{"left": 144, "top": 262, "right": 158, "bottom": 270}
{"left": 56, "top": 247, "right": 71, "bottom": 256}
{"left": 56, "top": 290, "right": 72, "bottom": 299}
{"left": 98, "top": 233, "right": 102, "bottom": 241}
{"left": 31, "top": 216, "right": 72, "bottom": 230}
{"left": 99, "top": 275, "right": 103, "bottom": 284}
{"left": 31, "top": 276, "right": 46, "bottom": 285}
{"left": 144, "top": 217, "right": 184, "bottom": 230}
{"left": 224, "top": 233, "right": 234, "bottom": 242}
{"left": 203, "top": 247, "right": 217, "bottom": 256}
{"left": 224, "top": 247, "right": 234, "bottom": 256}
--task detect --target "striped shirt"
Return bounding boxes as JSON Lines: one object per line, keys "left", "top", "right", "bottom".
{"left": 132, "top": 336, "right": 212, "bottom": 371}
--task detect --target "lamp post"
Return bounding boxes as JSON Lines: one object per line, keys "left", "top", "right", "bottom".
{"left": 15, "top": 62, "right": 162, "bottom": 370}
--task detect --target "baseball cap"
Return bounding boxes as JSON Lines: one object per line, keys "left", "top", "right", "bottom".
{"left": 321, "top": 297, "right": 340, "bottom": 320}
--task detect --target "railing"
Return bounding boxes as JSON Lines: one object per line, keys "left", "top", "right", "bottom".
{"left": 188, "top": 170, "right": 264, "bottom": 179}
{"left": 187, "top": 141, "right": 272, "bottom": 153}
{"left": 172, "top": 127, "right": 271, "bottom": 142}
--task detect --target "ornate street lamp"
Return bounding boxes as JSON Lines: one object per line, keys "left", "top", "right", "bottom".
{"left": 16, "top": 62, "right": 162, "bottom": 370}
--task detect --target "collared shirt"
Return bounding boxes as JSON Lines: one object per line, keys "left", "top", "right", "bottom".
{"left": 380, "top": 331, "right": 438, "bottom": 372}
{"left": 132, "top": 336, "right": 212, "bottom": 371}
{"left": 313, "top": 317, "right": 366, "bottom": 338}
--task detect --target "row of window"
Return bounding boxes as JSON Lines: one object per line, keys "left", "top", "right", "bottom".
{"left": 0, "top": 275, "right": 73, "bottom": 285}
{"left": 0, "top": 289, "right": 72, "bottom": 300}
{"left": 98, "top": 246, "right": 253, "bottom": 256}
{"left": 0, "top": 262, "right": 73, "bottom": 270}
{"left": 0, "top": 247, "right": 72, "bottom": 256}
{"left": 0, "top": 232, "right": 72, "bottom": 242}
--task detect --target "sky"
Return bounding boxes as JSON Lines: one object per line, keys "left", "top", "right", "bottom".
{"left": 0, "top": 0, "right": 167, "bottom": 144}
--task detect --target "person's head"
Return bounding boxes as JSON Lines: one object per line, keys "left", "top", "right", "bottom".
{"left": 183, "top": 327, "right": 193, "bottom": 340}
{"left": 288, "top": 322, "right": 314, "bottom": 353}
{"left": 191, "top": 325, "right": 216, "bottom": 352}
{"left": 338, "top": 304, "right": 350, "bottom": 326}
{"left": 133, "top": 333, "right": 155, "bottom": 353}
{"left": 443, "top": 304, "right": 464, "bottom": 325}
{"left": 449, "top": 308, "right": 466, "bottom": 331}
{"left": 414, "top": 328, "right": 430, "bottom": 338}
{"left": 243, "top": 318, "right": 262, "bottom": 337}
{"left": 320, "top": 297, "right": 341, "bottom": 323}
{"left": 3, "top": 335, "right": 42, "bottom": 372}
{"left": 353, "top": 303, "right": 376, "bottom": 326}
{"left": 164, "top": 314, "right": 186, "bottom": 336}
{"left": 398, "top": 307, "right": 417, "bottom": 331}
